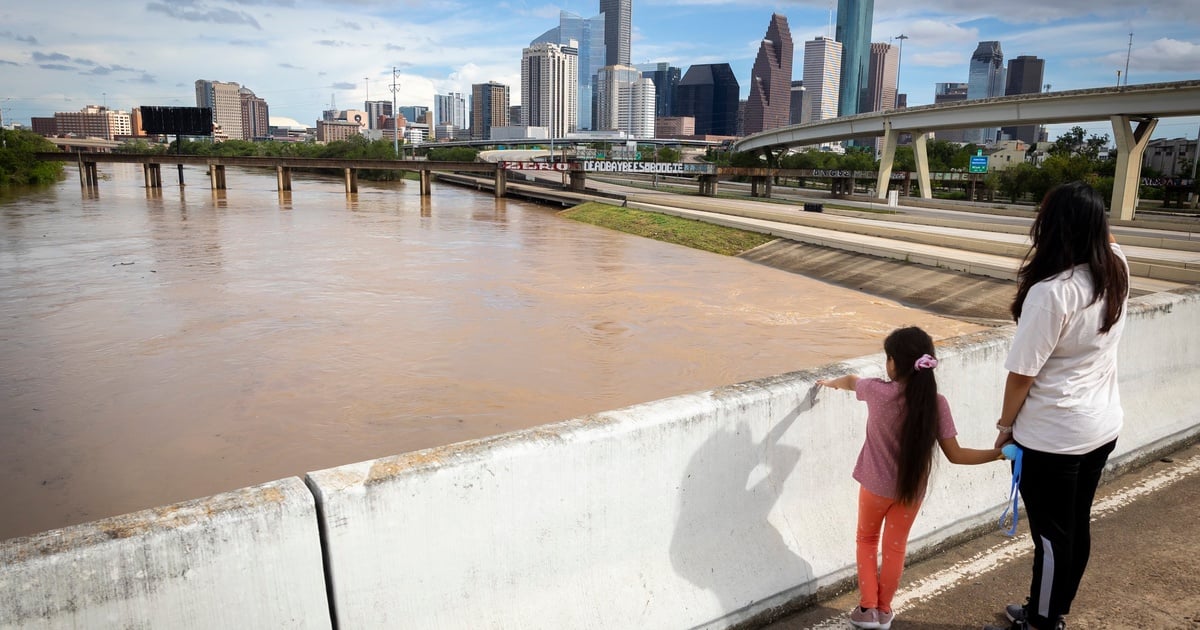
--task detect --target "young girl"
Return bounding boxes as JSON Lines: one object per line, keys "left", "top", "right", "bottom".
{"left": 818, "top": 326, "right": 1002, "bottom": 630}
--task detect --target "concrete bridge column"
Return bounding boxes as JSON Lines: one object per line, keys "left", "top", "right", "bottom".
{"left": 698, "top": 174, "right": 719, "bottom": 197}
{"left": 1110, "top": 115, "right": 1158, "bottom": 221}
{"left": 143, "top": 163, "right": 164, "bottom": 189}
{"left": 568, "top": 170, "right": 587, "bottom": 191}
{"left": 494, "top": 168, "right": 507, "bottom": 198}
{"left": 344, "top": 168, "right": 358, "bottom": 194}
{"left": 276, "top": 166, "right": 292, "bottom": 192}
{"left": 912, "top": 132, "right": 933, "bottom": 199}
{"left": 875, "top": 122, "right": 899, "bottom": 200}
{"left": 209, "top": 164, "right": 227, "bottom": 190}
{"left": 78, "top": 160, "right": 99, "bottom": 191}
{"left": 419, "top": 170, "right": 432, "bottom": 196}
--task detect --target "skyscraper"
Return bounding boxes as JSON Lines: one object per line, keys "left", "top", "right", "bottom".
{"left": 789, "top": 81, "right": 804, "bottom": 125}
{"left": 934, "top": 82, "right": 969, "bottom": 143}
{"left": 861, "top": 42, "right": 898, "bottom": 113}
{"left": 966, "top": 41, "right": 1006, "bottom": 144}
{"left": 1003, "top": 55, "right": 1046, "bottom": 144}
{"left": 433, "top": 93, "right": 467, "bottom": 130}
{"left": 638, "top": 62, "right": 680, "bottom": 118}
{"left": 521, "top": 41, "right": 579, "bottom": 137}
{"left": 835, "top": 0, "right": 873, "bottom": 117}
{"left": 744, "top": 13, "right": 794, "bottom": 135}
{"left": 801, "top": 36, "right": 842, "bottom": 124}
{"left": 599, "top": 0, "right": 631, "bottom": 66}
{"left": 195, "top": 79, "right": 243, "bottom": 140}
{"left": 239, "top": 87, "right": 269, "bottom": 141}
{"left": 675, "top": 63, "right": 739, "bottom": 136}
{"left": 532, "top": 11, "right": 605, "bottom": 130}
{"left": 595, "top": 65, "right": 656, "bottom": 138}
{"left": 364, "top": 100, "right": 393, "bottom": 130}
{"left": 471, "top": 82, "right": 510, "bottom": 140}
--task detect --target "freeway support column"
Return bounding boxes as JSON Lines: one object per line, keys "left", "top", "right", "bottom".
{"left": 1110, "top": 115, "right": 1158, "bottom": 221}
{"left": 276, "top": 166, "right": 292, "bottom": 192}
{"left": 875, "top": 122, "right": 899, "bottom": 200}
{"left": 494, "top": 168, "right": 507, "bottom": 198}
{"left": 912, "top": 132, "right": 933, "bottom": 199}
{"left": 344, "top": 168, "right": 358, "bottom": 194}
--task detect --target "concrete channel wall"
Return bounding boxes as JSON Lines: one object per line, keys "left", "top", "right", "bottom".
{"left": 3, "top": 288, "right": 1199, "bottom": 629}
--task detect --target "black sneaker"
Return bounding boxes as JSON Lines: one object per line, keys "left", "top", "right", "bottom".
{"left": 1005, "top": 603, "right": 1026, "bottom": 623}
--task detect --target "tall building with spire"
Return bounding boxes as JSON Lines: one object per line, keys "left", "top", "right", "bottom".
{"left": 744, "top": 13, "right": 794, "bottom": 135}
{"left": 966, "top": 41, "right": 1006, "bottom": 144}
{"left": 1003, "top": 55, "right": 1046, "bottom": 144}
{"left": 532, "top": 11, "right": 605, "bottom": 130}
{"left": 521, "top": 41, "right": 579, "bottom": 137}
{"left": 599, "top": 0, "right": 631, "bottom": 66}
{"left": 801, "top": 36, "right": 842, "bottom": 124}
{"left": 835, "top": 0, "right": 873, "bottom": 117}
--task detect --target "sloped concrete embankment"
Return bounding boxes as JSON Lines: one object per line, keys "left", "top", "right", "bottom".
{"left": 3, "top": 288, "right": 1199, "bottom": 629}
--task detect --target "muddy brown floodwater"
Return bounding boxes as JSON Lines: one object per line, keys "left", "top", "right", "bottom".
{"left": 0, "top": 163, "right": 982, "bottom": 540}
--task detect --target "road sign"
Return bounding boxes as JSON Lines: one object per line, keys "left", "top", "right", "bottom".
{"left": 969, "top": 156, "right": 989, "bottom": 174}
{"left": 635, "top": 152, "right": 642, "bottom": 160}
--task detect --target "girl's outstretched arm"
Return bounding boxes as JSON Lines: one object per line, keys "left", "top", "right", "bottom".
{"left": 937, "top": 436, "right": 1003, "bottom": 465}
{"left": 816, "top": 374, "right": 859, "bottom": 391}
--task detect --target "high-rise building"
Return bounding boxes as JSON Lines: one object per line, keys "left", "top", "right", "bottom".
{"left": 835, "top": 0, "right": 873, "bottom": 117}
{"left": 471, "top": 82, "right": 510, "bottom": 140}
{"left": 195, "top": 79, "right": 244, "bottom": 141}
{"left": 861, "top": 42, "right": 898, "bottom": 113}
{"left": 638, "top": 62, "right": 681, "bottom": 118}
{"left": 744, "top": 13, "right": 794, "bottom": 135}
{"left": 398, "top": 106, "right": 429, "bottom": 125}
{"left": 53, "top": 105, "right": 131, "bottom": 140}
{"left": 521, "top": 41, "right": 579, "bottom": 137}
{"left": 933, "top": 82, "right": 969, "bottom": 142}
{"left": 600, "top": 0, "right": 631, "bottom": 67}
{"left": 789, "top": 81, "right": 805, "bottom": 125}
{"left": 239, "top": 87, "right": 269, "bottom": 140}
{"left": 533, "top": 11, "right": 605, "bottom": 131}
{"left": 1002, "top": 55, "right": 1046, "bottom": 144}
{"left": 966, "top": 41, "right": 1006, "bottom": 144}
{"left": 801, "top": 36, "right": 842, "bottom": 124}
{"left": 433, "top": 93, "right": 467, "bottom": 133}
{"left": 675, "top": 63, "right": 739, "bottom": 136}
{"left": 364, "top": 100, "right": 392, "bottom": 130}
{"left": 595, "top": 65, "right": 655, "bottom": 138}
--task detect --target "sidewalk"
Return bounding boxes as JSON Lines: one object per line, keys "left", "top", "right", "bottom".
{"left": 756, "top": 439, "right": 1200, "bottom": 630}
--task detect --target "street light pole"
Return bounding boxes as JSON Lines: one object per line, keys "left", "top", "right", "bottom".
{"left": 894, "top": 34, "right": 908, "bottom": 109}
{"left": 390, "top": 67, "right": 400, "bottom": 158}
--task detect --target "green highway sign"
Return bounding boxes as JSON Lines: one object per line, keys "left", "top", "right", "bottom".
{"left": 969, "top": 156, "right": 989, "bottom": 174}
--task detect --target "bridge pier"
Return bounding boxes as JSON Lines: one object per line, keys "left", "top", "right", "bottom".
{"left": 419, "top": 170, "right": 432, "bottom": 196}
{"left": 78, "top": 159, "right": 99, "bottom": 191}
{"left": 750, "top": 176, "right": 773, "bottom": 198}
{"left": 143, "top": 164, "right": 163, "bottom": 189}
{"left": 875, "top": 123, "right": 899, "bottom": 200}
{"left": 912, "top": 132, "right": 933, "bottom": 199}
{"left": 276, "top": 166, "right": 292, "bottom": 192}
{"left": 344, "top": 168, "right": 358, "bottom": 194}
{"left": 698, "top": 174, "right": 719, "bottom": 197}
{"left": 1110, "top": 115, "right": 1158, "bottom": 221}
{"left": 568, "top": 170, "right": 587, "bottom": 192}
{"left": 209, "top": 164, "right": 227, "bottom": 190}
{"left": 494, "top": 168, "right": 507, "bottom": 198}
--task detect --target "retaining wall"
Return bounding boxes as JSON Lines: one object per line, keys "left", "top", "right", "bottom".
{"left": 3, "top": 288, "right": 1199, "bottom": 629}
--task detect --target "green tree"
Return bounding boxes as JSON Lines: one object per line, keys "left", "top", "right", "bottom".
{"left": 426, "top": 147, "right": 479, "bottom": 162}
{"left": 0, "top": 129, "right": 65, "bottom": 187}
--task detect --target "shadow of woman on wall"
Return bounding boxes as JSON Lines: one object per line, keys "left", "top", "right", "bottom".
{"left": 669, "top": 385, "right": 819, "bottom": 626}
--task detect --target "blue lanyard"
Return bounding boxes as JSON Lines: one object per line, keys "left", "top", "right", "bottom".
{"left": 999, "top": 444, "right": 1023, "bottom": 536}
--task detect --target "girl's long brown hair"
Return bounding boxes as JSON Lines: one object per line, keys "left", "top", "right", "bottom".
{"left": 884, "top": 327, "right": 940, "bottom": 506}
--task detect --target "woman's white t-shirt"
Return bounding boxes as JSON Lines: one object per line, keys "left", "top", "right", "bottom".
{"left": 1004, "top": 243, "right": 1129, "bottom": 455}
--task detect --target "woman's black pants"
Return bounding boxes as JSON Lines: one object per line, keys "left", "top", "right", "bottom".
{"left": 1016, "top": 439, "right": 1117, "bottom": 628}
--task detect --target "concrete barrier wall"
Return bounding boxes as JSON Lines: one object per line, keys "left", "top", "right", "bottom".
{"left": 307, "top": 287, "right": 1200, "bottom": 630}
{"left": 0, "top": 478, "right": 331, "bottom": 630}
{"left": 3, "top": 288, "right": 1198, "bottom": 629}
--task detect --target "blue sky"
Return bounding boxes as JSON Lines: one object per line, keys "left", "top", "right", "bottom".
{"left": 2, "top": 0, "right": 1198, "bottom": 141}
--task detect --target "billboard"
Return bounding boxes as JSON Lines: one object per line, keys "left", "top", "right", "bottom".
{"left": 140, "top": 106, "right": 213, "bottom": 136}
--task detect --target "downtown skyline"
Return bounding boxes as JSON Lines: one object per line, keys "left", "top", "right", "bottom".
{"left": 1, "top": 0, "right": 1198, "bottom": 141}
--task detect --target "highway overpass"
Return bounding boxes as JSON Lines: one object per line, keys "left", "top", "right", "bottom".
{"left": 733, "top": 80, "right": 1200, "bottom": 220}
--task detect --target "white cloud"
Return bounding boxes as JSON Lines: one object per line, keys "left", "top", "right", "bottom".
{"left": 910, "top": 51, "right": 964, "bottom": 68}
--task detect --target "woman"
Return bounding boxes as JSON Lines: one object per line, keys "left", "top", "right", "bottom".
{"left": 986, "top": 181, "right": 1129, "bottom": 630}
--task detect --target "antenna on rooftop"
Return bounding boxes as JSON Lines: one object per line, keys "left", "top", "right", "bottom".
{"left": 827, "top": 2, "right": 834, "bottom": 38}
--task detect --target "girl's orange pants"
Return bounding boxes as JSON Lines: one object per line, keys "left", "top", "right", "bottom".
{"left": 856, "top": 485, "right": 922, "bottom": 614}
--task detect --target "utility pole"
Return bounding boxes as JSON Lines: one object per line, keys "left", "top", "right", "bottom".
{"left": 894, "top": 34, "right": 908, "bottom": 109}
{"left": 1123, "top": 32, "right": 1133, "bottom": 86}
{"left": 390, "top": 67, "right": 400, "bottom": 158}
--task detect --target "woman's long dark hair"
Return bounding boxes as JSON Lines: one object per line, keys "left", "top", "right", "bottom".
{"left": 1011, "top": 181, "right": 1128, "bottom": 332}
{"left": 884, "top": 327, "right": 940, "bottom": 506}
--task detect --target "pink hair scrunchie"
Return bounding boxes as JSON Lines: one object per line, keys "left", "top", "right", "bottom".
{"left": 914, "top": 354, "right": 939, "bottom": 371}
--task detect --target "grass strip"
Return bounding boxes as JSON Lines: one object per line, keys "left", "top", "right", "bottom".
{"left": 560, "top": 202, "right": 774, "bottom": 256}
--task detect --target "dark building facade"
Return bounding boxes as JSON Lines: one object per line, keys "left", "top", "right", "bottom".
{"left": 789, "top": 81, "right": 804, "bottom": 125}
{"left": 599, "top": 0, "right": 631, "bottom": 67}
{"left": 471, "top": 81, "right": 510, "bottom": 140}
{"left": 639, "top": 62, "right": 680, "bottom": 118}
{"left": 744, "top": 13, "right": 794, "bottom": 135}
{"left": 675, "top": 63, "right": 739, "bottom": 137}
{"left": 1002, "top": 55, "right": 1046, "bottom": 144}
